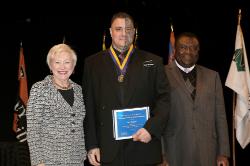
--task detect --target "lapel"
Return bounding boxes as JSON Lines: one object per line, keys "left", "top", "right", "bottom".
{"left": 194, "top": 65, "right": 203, "bottom": 105}
{"left": 102, "top": 50, "right": 121, "bottom": 102}
{"left": 123, "top": 49, "right": 141, "bottom": 106}
{"left": 170, "top": 62, "right": 193, "bottom": 102}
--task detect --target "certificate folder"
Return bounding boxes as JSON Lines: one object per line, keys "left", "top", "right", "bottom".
{"left": 113, "top": 106, "right": 150, "bottom": 140}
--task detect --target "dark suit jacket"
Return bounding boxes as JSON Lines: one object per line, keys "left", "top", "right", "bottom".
{"left": 163, "top": 62, "right": 230, "bottom": 166}
{"left": 83, "top": 48, "right": 170, "bottom": 164}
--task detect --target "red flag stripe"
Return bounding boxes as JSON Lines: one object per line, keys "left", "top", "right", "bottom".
{"left": 18, "top": 47, "right": 28, "bottom": 106}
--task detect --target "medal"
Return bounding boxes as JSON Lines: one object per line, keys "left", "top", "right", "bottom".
{"left": 109, "top": 45, "right": 134, "bottom": 84}
{"left": 118, "top": 74, "right": 124, "bottom": 82}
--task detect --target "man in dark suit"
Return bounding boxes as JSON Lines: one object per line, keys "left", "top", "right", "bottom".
{"left": 83, "top": 12, "right": 170, "bottom": 166}
{"left": 163, "top": 32, "right": 230, "bottom": 166}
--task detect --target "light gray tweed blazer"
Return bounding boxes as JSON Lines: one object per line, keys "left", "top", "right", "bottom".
{"left": 26, "top": 75, "right": 86, "bottom": 166}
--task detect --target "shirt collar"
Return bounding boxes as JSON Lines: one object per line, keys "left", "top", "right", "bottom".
{"left": 175, "top": 60, "right": 195, "bottom": 73}
{"left": 112, "top": 45, "right": 129, "bottom": 55}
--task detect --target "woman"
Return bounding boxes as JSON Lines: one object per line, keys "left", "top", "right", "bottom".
{"left": 26, "top": 43, "right": 86, "bottom": 166}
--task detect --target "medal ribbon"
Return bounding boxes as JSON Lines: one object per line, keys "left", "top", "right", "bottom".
{"left": 109, "top": 45, "right": 134, "bottom": 76}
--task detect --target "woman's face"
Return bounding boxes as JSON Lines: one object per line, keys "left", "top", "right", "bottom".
{"left": 50, "top": 51, "right": 75, "bottom": 82}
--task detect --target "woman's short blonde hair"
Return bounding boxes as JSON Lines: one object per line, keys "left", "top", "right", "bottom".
{"left": 47, "top": 43, "right": 77, "bottom": 68}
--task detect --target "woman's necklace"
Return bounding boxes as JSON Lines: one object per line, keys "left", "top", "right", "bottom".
{"left": 53, "top": 78, "right": 71, "bottom": 90}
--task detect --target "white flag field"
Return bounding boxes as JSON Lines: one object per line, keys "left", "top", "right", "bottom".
{"left": 225, "top": 24, "right": 250, "bottom": 149}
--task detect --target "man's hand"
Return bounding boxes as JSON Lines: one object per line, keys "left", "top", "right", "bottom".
{"left": 88, "top": 148, "right": 101, "bottom": 166}
{"left": 217, "top": 155, "right": 229, "bottom": 166}
{"left": 132, "top": 128, "right": 152, "bottom": 143}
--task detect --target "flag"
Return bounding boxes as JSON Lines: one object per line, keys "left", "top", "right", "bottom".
{"left": 102, "top": 31, "right": 106, "bottom": 50}
{"left": 225, "top": 16, "right": 250, "bottom": 149}
{"left": 13, "top": 46, "right": 29, "bottom": 142}
{"left": 168, "top": 24, "right": 175, "bottom": 64}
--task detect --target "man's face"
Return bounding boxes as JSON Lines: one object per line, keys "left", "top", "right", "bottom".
{"left": 175, "top": 36, "right": 200, "bottom": 67}
{"left": 110, "top": 18, "right": 135, "bottom": 52}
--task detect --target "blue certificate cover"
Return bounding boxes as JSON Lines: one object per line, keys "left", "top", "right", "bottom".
{"left": 113, "top": 106, "right": 150, "bottom": 140}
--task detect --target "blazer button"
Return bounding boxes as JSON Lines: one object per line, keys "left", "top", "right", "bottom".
{"left": 71, "top": 121, "right": 75, "bottom": 125}
{"left": 71, "top": 113, "right": 75, "bottom": 117}
{"left": 102, "top": 106, "right": 105, "bottom": 110}
{"left": 100, "top": 122, "right": 104, "bottom": 126}
{"left": 71, "top": 129, "right": 75, "bottom": 133}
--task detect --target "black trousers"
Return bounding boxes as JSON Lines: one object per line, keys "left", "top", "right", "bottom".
{"left": 101, "top": 142, "right": 159, "bottom": 166}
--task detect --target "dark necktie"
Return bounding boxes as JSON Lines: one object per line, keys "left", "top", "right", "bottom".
{"left": 185, "top": 78, "right": 195, "bottom": 99}
{"left": 119, "top": 53, "right": 125, "bottom": 63}
{"left": 181, "top": 68, "right": 196, "bottom": 100}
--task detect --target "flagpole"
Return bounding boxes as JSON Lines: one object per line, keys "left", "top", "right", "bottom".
{"left": 232, "top": 92, "right": 236, "bottom": 166}
{"left": 63, "top": 36, "right": 66, "bottom": 44}
{"left": 170, "top": 23, "right": 173, "bottom": 33}
{"left": 232, "top": 9, "right": 241, "bottom": 166}
{"left": 102, "top": 30, "right": 106, "bottom": 50}
{"left": 134, "top": 27, "right": 138, "bottom": 48}
{"left": 238, "top": 9, "right": 241, "bottom": 25}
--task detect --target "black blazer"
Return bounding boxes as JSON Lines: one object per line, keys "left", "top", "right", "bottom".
{"left": 83, "top": 48, "right": 170, "bottom": 164}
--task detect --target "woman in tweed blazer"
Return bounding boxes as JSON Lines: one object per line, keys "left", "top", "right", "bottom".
{"left": 26, "top": 44, "right": 86, "bottom": 166}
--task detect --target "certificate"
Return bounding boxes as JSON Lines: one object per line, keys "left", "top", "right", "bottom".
{"left": 112, "top": 106, "right": 150, "bottom": 140}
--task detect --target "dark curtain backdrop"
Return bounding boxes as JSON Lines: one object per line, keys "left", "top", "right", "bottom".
{"left": 0, "top": 2, "right": 249, "bottom": 165}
